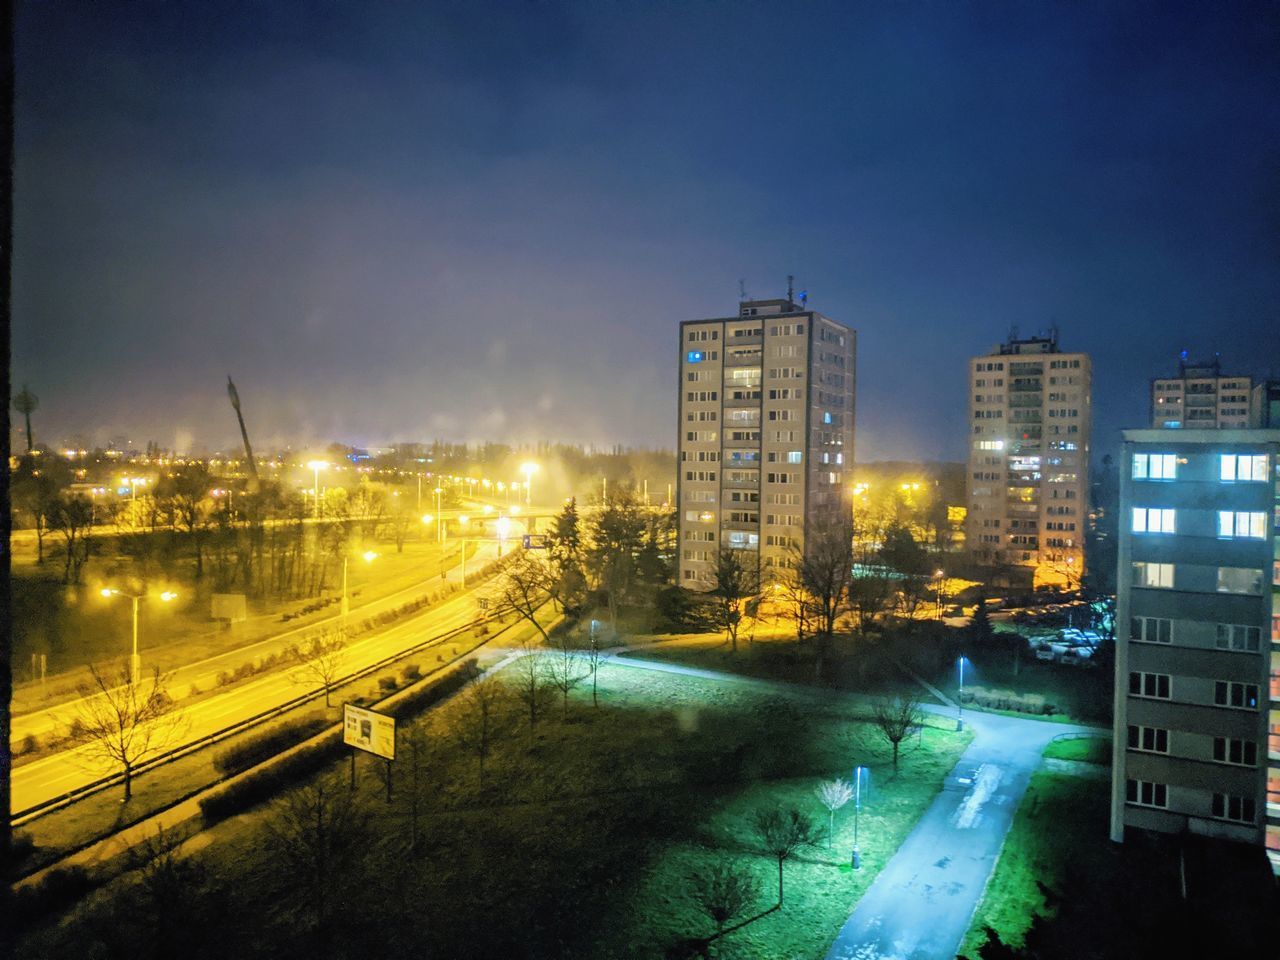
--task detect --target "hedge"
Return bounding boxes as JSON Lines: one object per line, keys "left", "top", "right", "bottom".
{"left": 211, "top": 713, "right": 332, "bottom": 777}
{"left": 958, "top": 685, "right": 1057, "bottom": 716}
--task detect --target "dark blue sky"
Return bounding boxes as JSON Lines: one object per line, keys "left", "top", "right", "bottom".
{"left": 14, "top": 1, "right": 1280, "bottom": 460}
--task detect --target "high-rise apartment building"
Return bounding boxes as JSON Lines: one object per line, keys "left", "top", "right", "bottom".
{"left": 1251, "top": 380, "right": 1280, "bottom": 429}
{"left": 677, "top": 298, "right": 855, "bottom": 587}
{"left": 1110, "top": 429, "right": 1279, "bottom": 872}
{"left": 966, "top": 331, "right": 1092, "bottom": 587}
{"left": 1151, "top": 356, "right": 1252, "bottom": 429}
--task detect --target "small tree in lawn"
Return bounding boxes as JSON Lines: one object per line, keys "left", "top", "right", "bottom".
{"left": 585, "top": 634, "right": 609, "bottom": 708}
{"left": 872, "top": 694, "right": 922, "bottom": 772}
{"left": 264, "top": 774, "right": 369, "bottom": 934}
{"left": 65, "top": 664, "right": 187, "bottom": 802}
{"left": 288, "top": 626, "right": 348, "bottom": 706}
{"left": 752, "top": 806, "right": 817, "bottom": 906}
{"left": 815, "top": 778, "right": 854, "bottom": 848}
{"left": 691, "top": 860, "right": 760, "bottom": 948}
{"left": 710, "top": 548, "right": 759, "bottom": 653}
{"left": 547, "top": 636, "right": 590, "bottom": 719}
{"left": 511, "top": 640, "right": 553, "bottom": 735}
{"left": 453, "top": 671, "right": 509, "bottom": 787}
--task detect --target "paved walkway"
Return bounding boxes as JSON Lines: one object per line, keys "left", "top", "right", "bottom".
{"left": 824, "top": 709, "right": 1094, "bottom": 960}
{"left": 607, "top": 652, "right": 1104, "bottom": 960}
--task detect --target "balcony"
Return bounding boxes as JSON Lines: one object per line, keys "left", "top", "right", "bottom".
{"left": 1009, "top": 379, "right": 1043, "bottom": 392}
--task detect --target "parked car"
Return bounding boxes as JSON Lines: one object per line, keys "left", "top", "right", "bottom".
{"left": 1034, "top": 641, "right": 1067, "bottom": 662}
{"left": 1060, "top": 646, "right": 1097, "bottom": 668}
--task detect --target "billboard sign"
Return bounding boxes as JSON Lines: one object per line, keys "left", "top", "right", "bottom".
{"left": 343, "top": 703, "right": 396, "bottom": 760}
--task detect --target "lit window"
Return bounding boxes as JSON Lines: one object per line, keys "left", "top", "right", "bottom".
{"left": 1133, "top": 561, "right": 1174, "bottom": 588}
{"left": 1216, "top": 567, "right": 1262, "bottom": 595}
{"left": 1132, "top": 453, "right": 1176, "bottom": 480}
{"left": 1132, "top": 507, "right": 1175, "bottom": 534}
{"left": 786, "top": 451, "right": 802, "bottom": 464}
{"left": 1220, "top": 454, "right": 1268, "bottom": 482}
{"left": 1217, "top": 511, "right": 1266, "bottom": 539}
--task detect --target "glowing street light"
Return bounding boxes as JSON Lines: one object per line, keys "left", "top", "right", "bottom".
{"left": 520, "top": 461, "right": 538, "bottom": 505}
{"left": 100, "top": 587, "right": 177, "bottom": 683}
{"left": 495, "top": 514, "right": 512, "bottom": 555}
{"left": 851, "top": 765, "right": 867, "bottom": 869}
{"left": 341, "top": 551, "right": 378, "bottom": 620}
{"left": 306, "top": 461, "right": 328, "bottom": 519}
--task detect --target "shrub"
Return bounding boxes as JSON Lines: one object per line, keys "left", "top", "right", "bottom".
{"left": 387, "top": 659, "right": 478, "bottom": 720}
{"left": 378, "top": 675, "right": 398, "bottom": 695}
{"left": 5, "top": 832, "right": 37, "bottom": 880}
{"left": 959, "top": 685, "right": 1058, "bottom": 716}
{"left": 20, "top": 732, "right": 39, "bottom": 755}
{"left": 212, "top": 714, "right": 332, "bottom": 777}
{"left": 401, "top": 663, "right": 422, "bottom": 683}
{"left": 200, "top": 732, "right": 344, "bottom": 824}
{"left": 12, "top": 866, "right": 95, "bottom": 929}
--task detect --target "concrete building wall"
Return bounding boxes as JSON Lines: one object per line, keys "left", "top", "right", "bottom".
{"left": 965, "top": 333, "right": 1091, "bottom": 587}
{"left": 1109, "top": 430, "right": 1279, "bottom": 872}
{"left": 677, "top": 299, "right": 854, "bottom": 589}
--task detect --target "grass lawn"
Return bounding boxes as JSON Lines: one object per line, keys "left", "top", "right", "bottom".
{"left": 1041, "top": 735, "right": 1111, "bottom": 764}
{"left": 959, "top": 769, "right": 1108, "bottom": 957}
{"left": 20, "top": 658, "right": 970, "bottom": 960}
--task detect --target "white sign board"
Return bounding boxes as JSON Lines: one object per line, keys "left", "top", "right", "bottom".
{"left": 342, "top": 703, "right": 396, "bottom": 760}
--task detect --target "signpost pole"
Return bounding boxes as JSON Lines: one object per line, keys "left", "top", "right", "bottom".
{"left": 350, "top": 750, "right": 356, "bottom": 789}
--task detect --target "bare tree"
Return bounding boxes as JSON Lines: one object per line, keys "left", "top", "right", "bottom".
{"left": 288, "top": 627, "right": 348, "bottom": 706}
{"left": 155, "top": 465, "right": 213, "bottom": 578}
{"left": 127, "top": 824, "right": 210, "bottom": 955}
{"left": 752, "top": 806, "right": 817, "bottom": 906}
{"left": 401, "top": 725, "right": 434, "bottom": 854}
{"left": 692, "top": 860, "right": 760, "bottom": 948}
{"left": 815, "top": 778, "right": 854, "bottom": 848}
{"left": 64, "top": 664, "right": 187, "bottom": 801}
{"left": 263, "top": 774, "right": 370, "bottom": 932}
{"left": 546, "top": 637, "right": 589, "bottom": 719}
{"left": 710, "top": 548, "right": 759, "bottom": 653}
{"left": 585, "top": 635, "right": 609, "bottom": 708}
{"left": 872, "top": 694, "right": 922, "bottom": 772}
{"left": 511, "top": 641, "right": 553, "bottom": 734}
{"left": 453, "top": 671, "right": 509, "bottom": 786}
{"left": 49, "top": 493, "right": 94, "bottom": 584}
{"left": 489, "top": 553, "right": 556, "bottom": 644}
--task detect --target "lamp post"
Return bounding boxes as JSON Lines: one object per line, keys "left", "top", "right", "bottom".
{"left": 100, "top": 588, "right": 177, "bottom": 684}
{"left": 851, "top": 765, "right": 866, "bottom": 869}
{"left": 307, "top": 461, "right": 327, "bottom": 519}
{"left": 934, "top": 569, "right": 945, "bottom": 620}
{"left": 342, "top": 551, "right": 378, "bottom": 622}
{"left": 520, "top": 462, "right": 537, "bottom": 506}
{"left": 434, "top": 487, "right": 444, "bottom": 545}
{"left": 957, "top": 656, "right": 967, "bottom": 731}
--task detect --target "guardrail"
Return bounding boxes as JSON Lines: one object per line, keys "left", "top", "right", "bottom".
{"left": 12, "top": 614, "right": 494, "bottom": 826}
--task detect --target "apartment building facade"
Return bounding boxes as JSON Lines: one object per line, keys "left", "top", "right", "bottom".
{"left": 1151, "top": 357, "right": 1252, "bottom": 430}
{"left": 677, "top": 298, "right": 855, "bottom": 588}
{"left": 1110, "top": 429, "right": 1280, "bottom": 872}
{"left": 966, "top": 331, "right": 1092, "bottom": 587}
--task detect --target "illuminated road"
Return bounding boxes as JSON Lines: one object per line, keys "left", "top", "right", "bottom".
{"left": 10, "top": 539, "right": 510, "bottom": 818}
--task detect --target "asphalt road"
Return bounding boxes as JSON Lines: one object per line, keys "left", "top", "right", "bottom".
{"left": 824, "top": 708, "right": 1094, "bottom": 960}
{"left": 10, "top": 540, "right": 505, "bottom": 818}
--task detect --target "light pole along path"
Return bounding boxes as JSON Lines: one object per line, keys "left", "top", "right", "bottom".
{"left": 597, "top": 653, "right": 1102, "bottom": 960}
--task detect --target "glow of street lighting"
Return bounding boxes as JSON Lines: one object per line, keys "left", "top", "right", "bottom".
{"left": 100, "top": 587, "right": 116, "bottom": 598}
{"left": 306, "top": 460, "right": 329, "bottom": 471}
{"left": 508, "top": 505, "right": 521, "bottom": 515}
{"left": 160, "top": 591, "right": 178, "bottom": 602}
{"left": 458, "top": 514, "right": 470, "bottom": 526}
{"left": 362, "top": 550, "right": 378, "bottom": 563}
{"left": 421, "top": 513, "right": 434, "bottom": 524}
{"left": 482, "top": 504, "right": 494, "bottom": 514}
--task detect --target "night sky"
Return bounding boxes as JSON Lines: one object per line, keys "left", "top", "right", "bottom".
{"left": 13, "top": 2, "right": 1280, "bottom": 461}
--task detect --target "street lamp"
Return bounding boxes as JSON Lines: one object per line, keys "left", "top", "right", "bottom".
{"left": 495, "top": 514, "right": 511, "bottom": 556}
{"left": 307, "top": 461, "right": 328, "bottom": 519}
{"left": 934, "top": 569, "right": 945, "bottom": 620}
{"left": 100, "top": 587, "right": 177, "bottom": 683}
{"left": 434, "top": 487, "right": 444, "bottom": 544}
{"left": 957, "top": 656, "right": 967, "bottom": 731}
{"left": 520, "top": 461, "right": 538, "bottom": 506}
{"left": 851, "top": 765, "right": 867, "bottom": 869}
{"left": 341, "top": 551, "right": 378, "bottom": 620}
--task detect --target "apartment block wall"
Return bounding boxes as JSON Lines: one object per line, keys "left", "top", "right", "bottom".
{"left": 677, "top": 300, "right": 854, "bottom": 589}
{"left": 1110, "top": 430, "right": 1280, "bottom": 872}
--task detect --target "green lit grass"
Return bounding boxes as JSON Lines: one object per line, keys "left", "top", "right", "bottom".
{"left": 19, "top": 657, "right": 971, "bottom": 959}
{"left": 1041, "top": 735, "right": 1111, "bottom": 764}
{"left": 959, "top": 770, "right": 1107, "bottom": 957}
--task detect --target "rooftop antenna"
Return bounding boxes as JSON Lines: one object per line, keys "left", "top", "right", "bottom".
{"left": 787, "top": 274, "right": 794, "bottom": 304}
{"left": 738, "top": 278, "right": 747, "bottom": 302}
